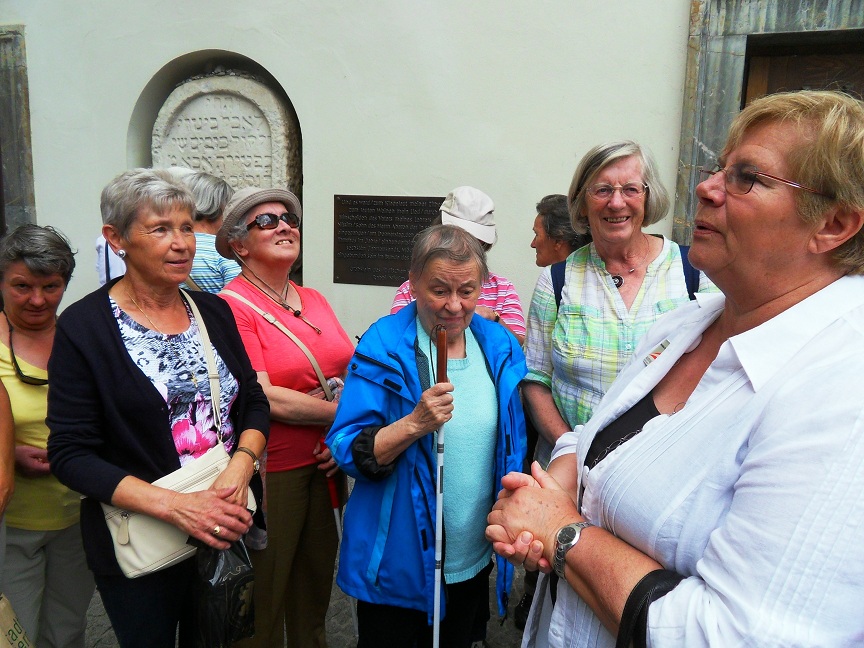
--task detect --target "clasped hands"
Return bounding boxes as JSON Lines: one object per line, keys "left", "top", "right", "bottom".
{"left": 486, "top": 461, "right": 582, "bottom": 573}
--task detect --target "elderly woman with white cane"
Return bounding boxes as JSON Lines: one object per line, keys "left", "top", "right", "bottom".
{"left": 326, "top": 224, "right": 527, "bottom": 647}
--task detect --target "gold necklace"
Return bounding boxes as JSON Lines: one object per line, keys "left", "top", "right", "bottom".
{"left": 125, "top": 286, "right": 199, "bottom": 387}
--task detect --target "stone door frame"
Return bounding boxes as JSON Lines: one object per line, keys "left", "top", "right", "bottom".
{"left": 0, "top": 25, "right": 35, "bottom": 233}
{"left": 673, "top": 0, "right": 864, "bottom": 244}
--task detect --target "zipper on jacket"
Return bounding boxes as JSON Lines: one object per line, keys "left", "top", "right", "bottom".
{"left": 353, "top": 350, "right": 394, "bottom": 372}
{"left": 414, "top": 464, "right": 434, "bottom": 527}
{"left": 492, "top": 349, "right": 519, "bottom": 459}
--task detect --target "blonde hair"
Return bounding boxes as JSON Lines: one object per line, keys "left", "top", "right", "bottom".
{"left": 723, "top": 90, "right": 864, "bottom": 273}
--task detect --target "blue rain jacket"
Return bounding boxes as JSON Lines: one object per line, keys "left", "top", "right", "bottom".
{"left": 326, "top": 302, "right": 527, "bottom": 622}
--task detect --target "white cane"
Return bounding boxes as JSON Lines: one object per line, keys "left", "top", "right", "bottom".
{"left": 432, "top": 325, "right": 447, "bottom": 648}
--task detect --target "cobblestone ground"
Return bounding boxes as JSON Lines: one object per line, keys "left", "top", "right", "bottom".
{"left": 85, "top": 564, "right": 526, "bottom": 647}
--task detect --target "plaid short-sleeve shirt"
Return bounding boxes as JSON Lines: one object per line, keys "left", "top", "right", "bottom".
{"left": 524, "top": 238, "right": 715, "bottom": 463}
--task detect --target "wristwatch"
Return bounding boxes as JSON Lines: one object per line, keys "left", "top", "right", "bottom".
{"left": 553, "top": 521, "right": 593, "bottom": 578}
{"left": 235, "top": 447, "right": 260, "bottom": 474}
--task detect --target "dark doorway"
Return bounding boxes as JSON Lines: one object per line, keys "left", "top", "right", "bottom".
{"left": 744, "top": 30, "right": 864, "bottom": 105}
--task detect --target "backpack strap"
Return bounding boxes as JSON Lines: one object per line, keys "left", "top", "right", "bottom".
{"left": 678, "top": 245, "right": 700, "bottom": 300}
{"left": 551, "top": 260, "right": 566, "bottom": 310}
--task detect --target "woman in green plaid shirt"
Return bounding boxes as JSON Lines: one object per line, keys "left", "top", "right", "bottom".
{"left": 522, "top": 141, "right": 712, "bottom": 468}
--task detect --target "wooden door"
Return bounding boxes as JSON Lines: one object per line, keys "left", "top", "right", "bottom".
{"left": 744, "top": 31, "right": 864, "bottom": 105}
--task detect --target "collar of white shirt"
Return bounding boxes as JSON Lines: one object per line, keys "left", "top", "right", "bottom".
{"left": 729, "top": 274, "right": 864, "bottom": 391}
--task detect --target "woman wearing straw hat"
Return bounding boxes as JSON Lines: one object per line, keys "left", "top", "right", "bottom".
{"left": 217, "top": 186, "right": 354, "bottom": 648}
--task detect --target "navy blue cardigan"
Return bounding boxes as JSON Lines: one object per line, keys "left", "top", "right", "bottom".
{"left": 47, "top": 281, "right": 270, "bottom": 575}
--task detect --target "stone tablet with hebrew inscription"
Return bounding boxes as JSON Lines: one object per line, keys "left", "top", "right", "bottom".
{"left": 152, "top": 73, "right": 299, "bottom": 192}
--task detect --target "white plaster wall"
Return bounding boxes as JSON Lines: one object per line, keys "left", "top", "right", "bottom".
{"left": 0, "top": 0, "right": 692, "bottom": 341}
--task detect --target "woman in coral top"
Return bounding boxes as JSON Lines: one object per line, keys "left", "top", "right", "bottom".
{"left": 217, "top": 187, "right": 354, "bottom": 648}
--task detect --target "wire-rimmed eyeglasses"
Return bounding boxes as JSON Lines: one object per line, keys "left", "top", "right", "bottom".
{"left": 699, "top": 163, "right": 831, "bottom": 198}
{"left": 586, "top": 182, "right": 648, "bottom": 201}
{"left": 3, "top": 312, "right": 49, "bottom": 386}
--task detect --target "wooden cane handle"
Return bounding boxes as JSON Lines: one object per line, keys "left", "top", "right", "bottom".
{"left": 436, "top": 326, "right": 447, "bottom": 383}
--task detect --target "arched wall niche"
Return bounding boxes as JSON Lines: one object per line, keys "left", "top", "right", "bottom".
{"left": 126, "top": 50, "right": 302, "bottom": 197}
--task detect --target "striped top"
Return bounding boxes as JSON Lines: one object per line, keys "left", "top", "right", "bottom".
{"left": 184, "top": 233, "right": 241, "bottom": 294}
{"left": 390, "top": 271, "right": 526, "bottom": 336}
{"left": 524, "top": 237, "right": 714, "bottom": 465}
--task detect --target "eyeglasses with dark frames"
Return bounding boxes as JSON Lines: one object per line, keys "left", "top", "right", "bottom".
{"left": 699, "top": 164, "right": 831, "bottom": 198}
{"left": 246, "top": 212, "right": 301, "bottom": 231}
{"left": 586, "top": 182, "right": 648, "bottom": 201}
{"left": 3, "top": 312, "right": 49, "bottom": 386}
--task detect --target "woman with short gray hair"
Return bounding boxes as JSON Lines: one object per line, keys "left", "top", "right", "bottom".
{"left": 182, "top": 171, "right": 239, "bottom": 293}
{"left": 47, "top": 168, "right": 269, "bottom": 648}
{"left": 0, "top": 223, "right": 93, "bottom": 648}
{"left": 523, "top": 141, "right": 713, "bottom": 472}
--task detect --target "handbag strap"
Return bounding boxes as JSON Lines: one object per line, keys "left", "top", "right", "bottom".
{"left": 179, "top": 290, "right": 224, "bottom": 440}
{"left": 184, "top": 275, "right": 203, "bottom": 292}
{"left": 104, "top": 242, "right": 112, "bottom": 282}
{"left": 221, "top": 289, "right": 334, "bottom": 401}
{"left": 615, "top": 569, "right": 684, "bottom": 648}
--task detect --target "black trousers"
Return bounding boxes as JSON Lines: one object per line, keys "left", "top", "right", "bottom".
{"left": 356, "top": 561, "right": 493, "bottom": 648}
{"left": 95, "top": 559, "right": 197, "bottom": 648}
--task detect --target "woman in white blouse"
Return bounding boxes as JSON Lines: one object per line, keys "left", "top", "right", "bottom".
{"left": 488, "top": 90, "right": 864, "bottom": 647}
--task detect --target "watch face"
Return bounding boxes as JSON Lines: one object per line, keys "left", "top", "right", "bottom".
{"left": 558, "top": 526, "right": 578, "bottom": 544}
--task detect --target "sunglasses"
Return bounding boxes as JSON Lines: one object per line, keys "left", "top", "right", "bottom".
{"left": 246, "top": 212, "right": 301, "bottom": 231}
{"left": 4, "top": 312, "right": 48, "bottom": 386}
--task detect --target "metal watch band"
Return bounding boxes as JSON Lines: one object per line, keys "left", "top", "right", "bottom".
{"left": 553, "top": 521, "right": 594, "bottom": 578}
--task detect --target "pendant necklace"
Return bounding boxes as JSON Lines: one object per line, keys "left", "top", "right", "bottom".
{"left": 240, "top": 271, "right": 322, "bottom": 334}
{"left": 610, "top": 235, "right": 651, "bottom": 288}
{"left": 126, "top": 286, "right": 199, "bottom": 387}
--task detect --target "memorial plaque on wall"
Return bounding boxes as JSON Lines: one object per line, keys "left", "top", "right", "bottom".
{"left": 334, "top": 195, "right": 444, "bottom": 287}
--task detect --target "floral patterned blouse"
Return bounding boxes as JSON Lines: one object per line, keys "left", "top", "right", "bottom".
{"left": 111, "top": 298, "right": 239, "bottom": 464}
